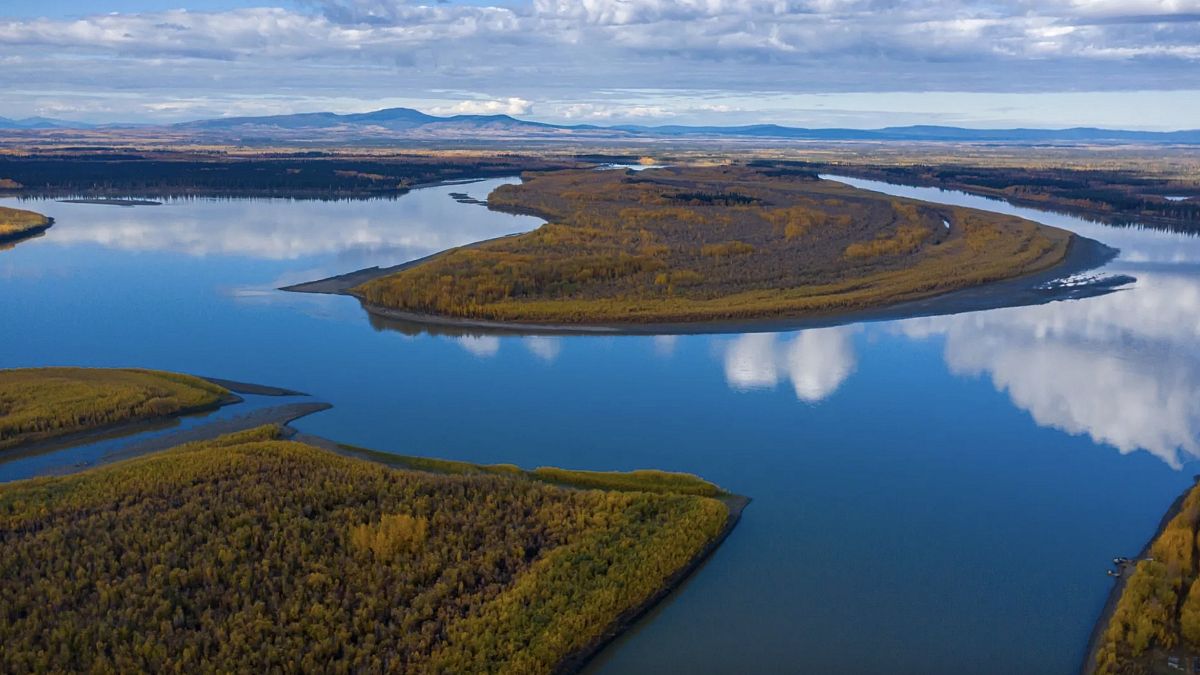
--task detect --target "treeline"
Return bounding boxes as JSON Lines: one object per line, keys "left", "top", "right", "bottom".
{"left": 1094, "top": 483, "right": 1200, "bottom": 674}
{"left": 0, "top": 426, "right": 729, "bottom": 673}
{"left": 0, "top": 153, "right": 574, "bottom": 199}
{"left": 809, "top": 163, "right": 1200, "bottom": 233}
{"left": 356, "top": 165, "right": 1070, "bottom": 324}
{"left": 0, "top": 368, "right": 229, "bottom": 451}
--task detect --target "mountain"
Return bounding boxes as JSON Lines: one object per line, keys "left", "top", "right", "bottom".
{"left": 1, "top": 106, "right": 1198, "bottom": 144}
{"left": 0, "top": 116, "right": 95, "bottom": 130}
{"left": 173, "top": 107, "right": 572, "bottom": 139}
{"left": 168, "top": 109, "right": 1200, "bottom": 144}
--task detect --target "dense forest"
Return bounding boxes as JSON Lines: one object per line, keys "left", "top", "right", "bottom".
{"left": 805, "top": 162, "right": 1200, "bottom": 232}
{"left": 0, "top": 425, "right": 730, "bottom": 673}
{"left": 0, "top": 368, "right": 230, "bottom": 452}
{"left": 0, "top": 205, "right": 52, "bottom": 245}
{"left": 354, "top": 164, "right": 1072, "bottom": 324}
{"left": 333, "top": 442, "right": 723, "bottom": 497}
{"left": 1093, "top": 481, "right": 1200, "bottom": 674}
{"left": 0, "top": 152, "right": 576, "bottom": 199}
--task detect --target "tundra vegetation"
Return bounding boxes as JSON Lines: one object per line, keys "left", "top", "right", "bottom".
{"left": 0, "top": 425, "right": 730, "bottom": 673}
{"left": 0, "top": 367, "right": 230, "bottom": 452}
{"left": 355, "top": 165, "right": 1072, "bottom": 324}
{"left": 0, "top": 205, "right": 51, "bottom": 244}
{"left": 1093, "top": 482, "right": 1200, "bottom": 674}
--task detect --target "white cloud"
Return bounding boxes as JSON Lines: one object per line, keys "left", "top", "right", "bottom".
{"left": 2, "top": 1, "right": 1199, "bottom": 125}
{"left": 429, "top": 97, "right": 533, "bottom": 116}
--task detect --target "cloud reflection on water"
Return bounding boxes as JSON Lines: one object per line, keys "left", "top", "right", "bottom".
{"left": 722, "top": 327, "right": 859, "bottom": 403}
{"left": 897, "top": 272, "right": 1200, "bottom": 468}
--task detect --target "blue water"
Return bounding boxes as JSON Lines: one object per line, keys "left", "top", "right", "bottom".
{"left": 2, "top": 176, "right": 1198, "bottom": 674}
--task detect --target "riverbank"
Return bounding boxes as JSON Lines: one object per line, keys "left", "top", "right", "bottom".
{"left": 296, "top": 433, "right": 749, "bottom": 675}
{"left": 1081, "top": 476, "right": 1200, "bottom": 675}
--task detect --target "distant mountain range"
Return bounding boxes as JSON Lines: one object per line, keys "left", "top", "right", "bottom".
{"left": 5, "top": 107, "right": 1200, "bottom": 144}
{"left": 0, "top": 116, "right": 96, "bottom": 130}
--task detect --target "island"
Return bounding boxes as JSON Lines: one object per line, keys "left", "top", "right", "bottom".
{"left": 289, "top": 165, "right": 1113, "bottom": 331}
{"left": 0, "top": 205, "right": 52, "bottom": 246}
{"left": 1087, "top": 480, "right": 1200, "bottom": 675}
{"left": 0, "top": 367, "right": 234, "bottom": 453}
{"left": 0, "top": 368, "right": 745, "bottom": 673}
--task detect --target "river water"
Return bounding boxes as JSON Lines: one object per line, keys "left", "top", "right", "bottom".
{"left": 1, "top": 175, "right": 1197, "bottom": 674}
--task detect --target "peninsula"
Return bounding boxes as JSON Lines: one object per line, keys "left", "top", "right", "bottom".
{"left": 0, "top": 205, "right": 52, "bottom": 246}
{"left": 0, "top": 367, "right": 745, "bottom": 674}
{"left": 291, "top": 165, "right": 1107, "bottom": 330}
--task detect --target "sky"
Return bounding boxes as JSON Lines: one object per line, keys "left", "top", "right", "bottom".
{"left": 1, "top": 0, "right": 1199, "bottom": 129}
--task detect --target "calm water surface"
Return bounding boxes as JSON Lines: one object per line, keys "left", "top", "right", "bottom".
{"left": 2, "top": 176, "right": 1198, "bottom": 674}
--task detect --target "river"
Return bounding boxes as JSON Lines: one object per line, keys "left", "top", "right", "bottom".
{"left": 1, "top": 174, "right": 1197, "bottom": 674}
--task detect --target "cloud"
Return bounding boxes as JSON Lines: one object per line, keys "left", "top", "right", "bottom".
{"left": 430, "top": 97, "right": 533, "bottom": 116}
{"left": 1, "top": 1, "right": 1199, "bottom": 125}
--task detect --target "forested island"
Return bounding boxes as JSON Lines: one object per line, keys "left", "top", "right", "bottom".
{"left": 1089, "top": 480, "right": 1200, "bottom": 674}
{"left": 0, "top": 368, "right": 233, "bottom": 453}
{"left": 0, "top": 205, "right": 52, "bottom": 246}
{"left": 336, "top": 165, "right": 1082, "bottom": 328}
{"left": 0, "top": 368, "right": 744, "bottom": 673}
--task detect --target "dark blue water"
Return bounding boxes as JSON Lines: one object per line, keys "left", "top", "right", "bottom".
{"left": 2, "top": 176, "right": 1197, "bottom": 674}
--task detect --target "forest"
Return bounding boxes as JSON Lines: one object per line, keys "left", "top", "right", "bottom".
{"left": 333, "top": 442, "right": 723, "bottom": 497}
{"left": 354, "top": 164, "right": 1072, "bottom": 325}
{"left": 804, "top": 162, "right": 1200, "bottom": 232}
{"left": 1092, "top": 481, "right": 1200, "bottom": 674}
{"left": 0, "top": 425, "right": 730, "bottom": 673}
{"left": 0, "top": 368, "right": 231, "bottom": 452}
{"left": 0, "top": 151, "right": 576, "bottom": 199}
{"left": 0, "top": 205, "right": 52, "bottom": 245}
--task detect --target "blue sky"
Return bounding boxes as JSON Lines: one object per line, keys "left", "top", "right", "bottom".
{"left": 2, "top": 0, "right": 1199, "bottom": 129}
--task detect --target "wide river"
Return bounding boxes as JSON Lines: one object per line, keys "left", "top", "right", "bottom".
{"left": 2, "top": 175, "right": 1198, "bottom": 674}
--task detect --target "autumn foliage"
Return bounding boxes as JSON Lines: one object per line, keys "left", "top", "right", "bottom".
{"left": 1094, "top": 483, "right": 1200, "bottom": 673}
{"left": 0, "top": 367, "right": 230, "bottom": 452}
{"left": 355, "top": 165, "right": 1071, "bottom": 324}
{"left": 0, "top": 426, "right": 729, "bottom": 673}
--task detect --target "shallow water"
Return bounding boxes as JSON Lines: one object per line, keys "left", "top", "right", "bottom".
{"left": 2, "top": 175, "right": 1198, "bottom": 674}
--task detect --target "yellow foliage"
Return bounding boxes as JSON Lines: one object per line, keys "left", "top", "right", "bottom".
{"left": 0, "top": 367, "right": 229, "bottom": 452}
{"left": 350, "top": 513, "right": 429, "bottom": 560}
